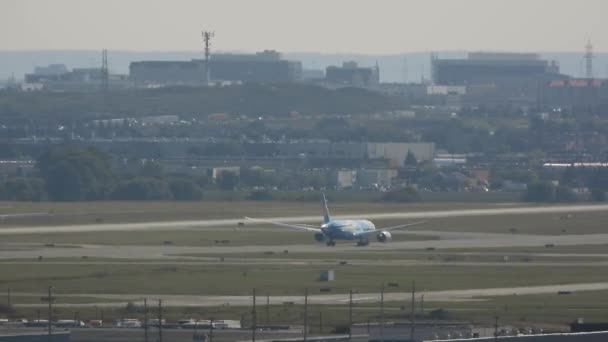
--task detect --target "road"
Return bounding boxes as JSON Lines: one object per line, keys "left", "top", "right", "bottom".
{"left": 12, "top": 282, "right": 608, "bottom": 308}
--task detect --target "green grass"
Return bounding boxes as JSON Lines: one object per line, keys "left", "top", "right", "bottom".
{"left": 0, "top": 200, "right": 520, "bottom": 227}
{"left": 171, "top": 250, "right": 607, "bottom": 264}
{"left": 0, "top": 230, "right": 438, "bottom": 247}
{"left": 1, "top": 263, "right": 607, "bottom": 297}
{"left": 420, "top": 290, "right": 608, "bottom": 328}
{"left": 446, "top": 244, "right": 608, "bottom": 255}
{"left": 404, "top": 210, "right": 608, "bottom": 235}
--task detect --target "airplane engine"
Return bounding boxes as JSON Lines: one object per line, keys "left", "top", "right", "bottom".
{"left": 314, "top": 232, "right": 326, "bottom": 243}
{"left": 376, "top": 231, "right": 392, "bottom": 243}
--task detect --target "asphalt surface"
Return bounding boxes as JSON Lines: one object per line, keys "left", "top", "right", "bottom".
{"left": 2, "top": 230, "right": 608, "bottom": 260}
{"left": 13, "top": 282, "right": 608, "bottom": 308}
{"left": 1, "top": 203, "right": 608, "bottom": 234}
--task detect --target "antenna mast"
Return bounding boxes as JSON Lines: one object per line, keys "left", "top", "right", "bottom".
{"left": 202, "top": 30, "right": 215, "bottom": 86}
{"left": 585, "top": 40, "right": 594, "bottom": 79}
{"left": 101, "top": 49, "right": 109, "bottom": 93}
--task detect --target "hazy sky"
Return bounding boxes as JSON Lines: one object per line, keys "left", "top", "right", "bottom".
{"left": 3, "top": 0, "right": 607, "bottom": 53}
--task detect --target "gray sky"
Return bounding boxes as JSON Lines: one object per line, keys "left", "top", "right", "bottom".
{"left": 3, "top": 0, "right": 607, "bottom": 53}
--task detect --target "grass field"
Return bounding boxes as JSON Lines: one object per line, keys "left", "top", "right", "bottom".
{"left": 0, "top": 200, "right": 522, "bottom": 227}
{"left": 0, "top": 229, "right": 438, "bottom": 247}
{"left": 2, "top": 200, "right": 608, "bottom": 331}
{"left": 2, "top": 263, "right": 607, "bottom": 296}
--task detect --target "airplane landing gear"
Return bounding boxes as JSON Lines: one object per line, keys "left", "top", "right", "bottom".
{"left": 356, "top": 239, "right": 369, "bottom": 247}
{"left": 326, "top": 240, "right": 336, "bottom": 247}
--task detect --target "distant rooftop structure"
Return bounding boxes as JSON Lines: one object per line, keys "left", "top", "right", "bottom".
{"left": 33, "top": 64, "right": 68, "bottom": 76}
{"left": 432, "top": 52, "right": 560, "bottom": 85}
{"left": 325, "top": 61, "right": 379, "bottom": 87}
{"left": 130, "top": 50, "right": 302, "bottom": 85}
{"left": 468, "top": 52, "right": 540, "bottom": 61}
{"left": 212, "top": 50, "right": 282, "bottom": 62}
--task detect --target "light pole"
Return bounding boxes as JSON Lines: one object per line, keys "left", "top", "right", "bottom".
{"left": 47, "top": 286, "right": 53, "bottom": 342}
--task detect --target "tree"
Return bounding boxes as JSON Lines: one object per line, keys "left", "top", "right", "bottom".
{"left": 0, "top": 177, "right": 46, "bottom": 201}
{"left": 555, "top": 185, "right": 577, "bottom": 203}
{"left": 111, "top": 178, "right": 172, "bottom": 200}
{"left": 217, "top": 171, "right": 240, "bottom": 190}
{"left": 247, "top": 190, "right": 274, "bottom": 201}
{"left": 591, "top": 189, "right": 606, "bottom": 202}
{"left": 382, "top": 187, "right": 421, "bottom": 202}
{"left": 36, "top": 146, "right": 114, "bottom": 201}
{"left": 169, "top": 179, "right": 203, "bottom": 200}
{"left": 523, "top": 182, "right": 555, "bottom": 202}
{"left": 404, "top": 150, "right": 418, "bottom": 166}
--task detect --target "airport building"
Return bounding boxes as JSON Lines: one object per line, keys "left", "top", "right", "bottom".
{"left": 277, "top": 142, "right": 435, "bottom": 168}
{"left": 431, "top": 53, "right": 566, "bottom": 107}
{"left": 325, "top": 61, "right": 380, "bottom": 87}
{"left": 432, "top": 53, "right": 560, "bottom": 86}
{"left": 538, "top": 78, "right": 608, "bottom": 109}
{"left": 24, "top": 64, "right": 129, "bottom": 91}
{"left": 129, "top": 50, "right": 302, "bottom": 85}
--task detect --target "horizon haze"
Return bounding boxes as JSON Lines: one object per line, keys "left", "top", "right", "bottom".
{"left": 3, "top": 0, "right": 607, "bottom": 53}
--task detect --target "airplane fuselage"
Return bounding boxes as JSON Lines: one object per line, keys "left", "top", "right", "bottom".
{"left": 321, "top": 219, "right": 376, "bottom": 241}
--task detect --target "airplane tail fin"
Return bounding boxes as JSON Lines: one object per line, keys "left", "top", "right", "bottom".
{"left": 321, "top": 193, "right": 331, "bottom": 224}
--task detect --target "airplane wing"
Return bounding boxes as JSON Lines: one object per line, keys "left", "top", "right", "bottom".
{"left": 244, "top": 217, "right": 322, "bottom": 233}
{"left": 355, "top": 221, "right": 427, "bottom": 236}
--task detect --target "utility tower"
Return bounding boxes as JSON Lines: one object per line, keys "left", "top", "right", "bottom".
{"left": 585, "top": 40, "right": 594, "bottom": 79}
{"left": 101, "top": 49, "right": 109, "bottom": 93}
{"left": 402, "top": 56, "right": 409, "bottom": 83}
{"left": 202, "top": 30, "right": 215, "bottom": 86}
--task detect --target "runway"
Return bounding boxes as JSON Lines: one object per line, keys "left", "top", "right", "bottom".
{"left": 12, "top": 282, "right": 608, "bottom": 308}
{"left": 1, "top": 203, "right": 607, "bottom": 234}
{"left": 2, "top": 230, "right": 608, "bottom": 260}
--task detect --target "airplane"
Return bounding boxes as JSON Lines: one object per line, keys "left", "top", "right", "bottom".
{"left": 245, "top": 194, "right": 425, "bottom": 246}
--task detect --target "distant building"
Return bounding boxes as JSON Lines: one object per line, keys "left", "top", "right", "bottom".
{"left": 539, "top": 78, "right": 608, "bottom": 109}
{"left": 24, "top": 64, "right": 129, "bottom": 91}
{"left": 129, "top": 50, "right": 302, "bottom": 85}
{"left": 333, "top": 170, "right": 356, "bottom": 189}
{"left": 301, "top": 69, "right": 325, "bottom": 80}
{"left": 356, "top": 168, "right": 398, "bottom": 188}
{"left": 34, "top": 64, "right": 69, "bottom": 76}
{"left": 432, "top": 52, "right": 560, "bottom": 85}
{"left": 212, "top": 166, "right": 240, "bottom": 180}
{"left": 431, "top": 52, "right": 566, "bottom": 107}
{"left": 325, "top": 61, "right": 380, "bottom": 87}
{"left": 278, "top": 142, "right": 435, "bottom": 168}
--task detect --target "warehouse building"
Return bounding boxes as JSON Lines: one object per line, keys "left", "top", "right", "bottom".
{"left": 325, "top": 61, "right": 380, "bottom": 87}
{"left": 129, "top": 50, "right": 302, "bottom": 85}
{"left": 539, "top": 78, "right": 608, "bottom": 109}
{"left": 431, "top": 53, "right": 566, "bottom": 107}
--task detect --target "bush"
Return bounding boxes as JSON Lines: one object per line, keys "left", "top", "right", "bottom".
{"left": 169, "top": 179, "right": 203, "bottom": 200}
{"left": 382, "top": 187, "right": 421, "bottom": 202}
{"left": 523, "top": 182, "right": 577, "bottom": 203}
{"left": 523, "top": 182, "right": 555, "bottom": 202}
{"left": 111, "top": 178, "right": 173, "bottom": 200}
{"left": 247, "top": 190, "right": 274, "bottom": 200}
{"left": 0, "top": 177, "right": 47, "bottom": 201}
{"left": 591, "top": 189, "right": 606, "bottom": 202}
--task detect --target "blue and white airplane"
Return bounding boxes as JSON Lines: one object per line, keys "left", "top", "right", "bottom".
{"left": 246, "top": 194, "right": 425, "bottom": 246}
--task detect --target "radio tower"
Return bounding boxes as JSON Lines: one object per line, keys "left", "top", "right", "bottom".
{"left": 202, "top": 30, "right": 215, "bottom": 86}
{"left": 101, "top": 49, "right": 109, "bottom": 93}
{"left": 585, "top": 40, "right": 594, "bottom": 79}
